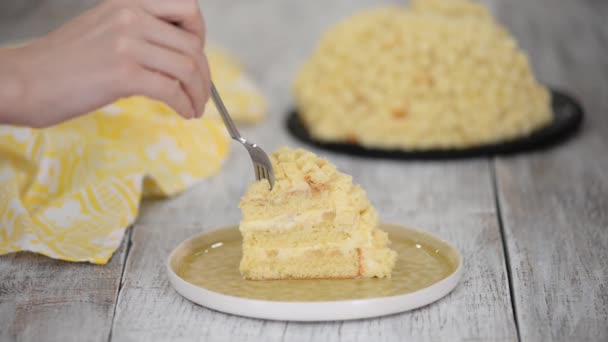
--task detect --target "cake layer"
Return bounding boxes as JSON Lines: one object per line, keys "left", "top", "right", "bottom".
{"left": 241, "top": 222, "right": 371, "bottom": 248}
{"left": 240, "top": 246, "right": 396, "bottom": 280}
{"left": 240, "top": 208, "right": 380, "bottom": 248}
{"left": 240, "top": 184, "right": 370, "bottom": 222}
{"left": 241, "top": 248, "right": 360, "bottom": 280}
{"left": 241, "top": 191, "right": 335, "bottom": 221}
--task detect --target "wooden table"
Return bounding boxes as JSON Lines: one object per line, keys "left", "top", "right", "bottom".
{"left": 1, "top": 1, "right": 606, "bottom": 341}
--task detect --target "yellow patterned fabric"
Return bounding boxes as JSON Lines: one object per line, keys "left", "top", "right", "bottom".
{"left": 0, "top": 47, "right": 265, "bottom": 264}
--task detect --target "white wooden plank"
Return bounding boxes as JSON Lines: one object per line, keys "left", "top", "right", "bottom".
{"left": 490, "top": 0, "right": 608, "bottom": 341}
{"left": 0, "top": 232, "right": 130, "bottom": 342}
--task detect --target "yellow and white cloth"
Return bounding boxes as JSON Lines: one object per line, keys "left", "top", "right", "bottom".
{"left": 0, "top": 47, "right": 266, "bottom": 264}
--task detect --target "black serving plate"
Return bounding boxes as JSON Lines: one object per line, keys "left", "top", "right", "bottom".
{"left": 286, "top": 89, "right": 584, "bottom": 160}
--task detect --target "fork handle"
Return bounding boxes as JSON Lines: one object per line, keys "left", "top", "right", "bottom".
{"left": 210, "top": 82, "right": 241, "bottom": 140}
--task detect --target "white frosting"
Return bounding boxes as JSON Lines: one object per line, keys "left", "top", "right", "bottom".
{"left": 240, "top": 209, "right": 334, "bottom": 231}
{"left": 246, "top": 238, "right": 376, "bottom": 259}
{"left": 362, "top": 251, "right": 381, "bottom": 274}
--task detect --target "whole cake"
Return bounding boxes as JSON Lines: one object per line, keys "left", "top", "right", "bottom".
{"left": 294, "top": 0, "right": 552, "bottom": 150}
{"left": 239, "top": 147, "right": 397, "bottom": 280}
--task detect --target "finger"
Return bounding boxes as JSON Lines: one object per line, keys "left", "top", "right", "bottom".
{"left": 139, "top": 0, "right": 205, "bottom": 46}
{"left": 139, "top": 13, "right": 203, "bottom": 58}
{"left": 126, "top": 67, "right": 195, "bottom": 119}
{"left": 136, "top": 14, "right": 208, "bottom": 116}
{"left": 130, "top": 40, "right": 205, "bottom": 117}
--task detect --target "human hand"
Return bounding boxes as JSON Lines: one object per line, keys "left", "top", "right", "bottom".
{"left": 0, "top": 0, "right": 210, "bottom": 128}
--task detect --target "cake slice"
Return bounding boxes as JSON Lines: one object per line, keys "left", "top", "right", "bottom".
{"left": 239, "top": 147, "right": 397, "bottom": 280}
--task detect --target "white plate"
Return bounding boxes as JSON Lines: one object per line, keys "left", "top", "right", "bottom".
{"left": 167, "top": 224, "right": 463, "bottom": 321}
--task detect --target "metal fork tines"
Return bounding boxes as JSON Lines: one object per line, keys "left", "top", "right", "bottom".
{"left": 210, "top": 82, "right": 275, "bottom": 189}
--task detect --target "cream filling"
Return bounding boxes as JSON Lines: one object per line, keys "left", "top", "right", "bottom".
{"left": 240, "top": 209, "right": 334, "bottom": 231}
{"left": 245, "top": 244, "right": 362, "bottom": 259}
{"left": 361, "top": 250, "right": 383, "bottom": 274}
{"left": 243, "top": 235, "right": 380, "bottom": 259}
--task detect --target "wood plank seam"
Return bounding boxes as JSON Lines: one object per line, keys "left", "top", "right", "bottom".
{"left": 491, "top": 160, "right": 522, "bottom": 342}
{"left": 280, "top": 323, "right": 288, "bottom": 341}
{"left": 107, "top": 227, "right": 133, "bottom": 342}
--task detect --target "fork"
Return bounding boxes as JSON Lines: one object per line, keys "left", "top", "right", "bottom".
{"left": 209, "top": 82, "right": 275, "bottom": 189}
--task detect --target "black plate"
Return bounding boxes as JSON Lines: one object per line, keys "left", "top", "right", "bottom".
{"left": 286, "top": 89, "right": 584, "bottom": 160}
